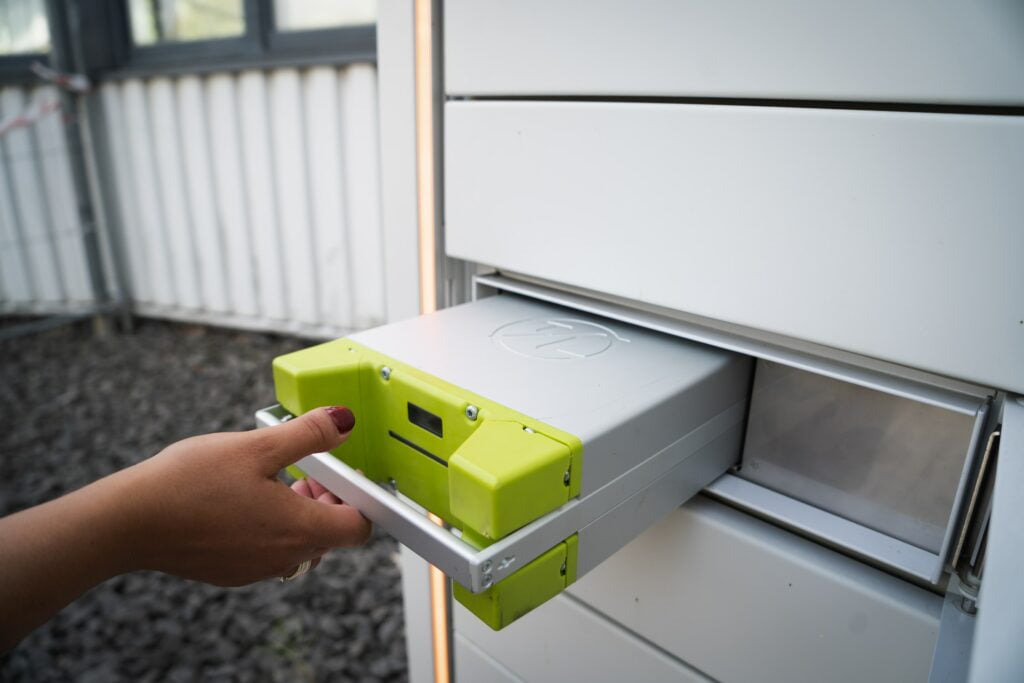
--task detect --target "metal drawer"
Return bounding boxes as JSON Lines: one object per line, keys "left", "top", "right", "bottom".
{"left": 259, "top": 294, "right": 750, "bottom": 629}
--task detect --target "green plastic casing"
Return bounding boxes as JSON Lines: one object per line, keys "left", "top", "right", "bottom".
{"left": 272, "top": 338, "right": 584, "bottom": 628}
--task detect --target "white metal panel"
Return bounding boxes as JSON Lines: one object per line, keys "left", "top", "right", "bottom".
{"left": 339, "top": 64, "right": 386, "bottom": 329}
{"left": 454, "top": 594, "right": 712, "bottom": 682}
{"left": 269, "top": 69, "right": 318, "bottom": 325}
{"left": 445, "top": 0, "right": 1024, "bottom": 104}
{"left": 0, "top": 87, "right": 63, "bottom": 304}
{"left": 303, "top": 66, "right": 349, "bottom": 328}
{"left": 176, "top": 76, "right": 228, "bottom": 314}
{"left": 97, "top": 64, "right": 392, "bottom": 336}
{"left": 99, "top": 83, "right": 150, "bottom": 306}
{"left": 454, "top": 635, "right": 522, "bottom": 683}
{"left": 203, "top": 74, "right": 258, "bottom": 317}
{"left": 0, "top": 120, "right": 32, "bottom": 304}
{"left": 148, "top": 78, "right": 200, "bottom": 311}
{"left": 445, "top": 101, "right": 1024, "bottom": 392}
{"left": 969, "top": 397, "right": 1024, "bottom": 682}
{"left": 32, "top": 87, "right": 91, "bottom": 304}
{"left": 234, "top": 71, "right": 280, "bottom": 319}
{"left": 121, "top": 78, "right": 176, "bottom": 307}
{"left": 567, "top": 497, "right": 942, "bottom": 683}
{"left": 377, "top": 0, "right": 423, "bottom": 323}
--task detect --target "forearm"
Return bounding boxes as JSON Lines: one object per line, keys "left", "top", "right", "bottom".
{"left": 0, "top": 471, "right": 138, "bottom": 652}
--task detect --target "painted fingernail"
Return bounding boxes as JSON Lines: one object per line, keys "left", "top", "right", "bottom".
{"left": 325, "top": 406, "right": 356, "bottom": 434}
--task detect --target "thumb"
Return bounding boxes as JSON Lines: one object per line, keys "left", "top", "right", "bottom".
{"left": 252, "top": 406, "right": 356, "bottom": 474}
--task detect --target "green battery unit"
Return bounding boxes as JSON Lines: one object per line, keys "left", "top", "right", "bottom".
{"left": 271, "top": 294, "right": 750, "bottom": 629}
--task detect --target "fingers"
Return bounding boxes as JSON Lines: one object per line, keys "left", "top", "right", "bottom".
{"left": 290, "top": 477, "right": 341, "bottom": 505}
{"left": 305, "top": 500, "right": 373, "bottom": 548}
{"left": 253, "top": 407, "right": 356, "bottom": 475}
{"left": 291, "top": 477, "right": 365, "bottom": 546}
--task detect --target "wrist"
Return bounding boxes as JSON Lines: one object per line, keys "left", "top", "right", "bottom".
{"left": 68, "top": 467, "right": 153, "bottom": 579}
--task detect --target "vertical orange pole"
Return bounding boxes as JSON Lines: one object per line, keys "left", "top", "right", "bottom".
{"left": 415, "top": 0, "right": 438, "bottom": 318}
{"left": 415, "top": 0, "right": 450, "bottom": 681}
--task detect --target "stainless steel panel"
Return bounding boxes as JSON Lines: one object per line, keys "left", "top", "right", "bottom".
{"left": 968, "top": 396, "right": 1024, "bottom": 682}
{"left": 567, "top": 497, "right": 942, "bottom": 683}
{"left": 741, "top": 360, "right": 982, "bottom": 554}
{"left": 454, "top": 595, "right": 710, "bottom": 682}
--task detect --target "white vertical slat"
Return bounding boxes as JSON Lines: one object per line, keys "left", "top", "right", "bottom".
{"left": 100, "top": 83, "right": 151, "bottom": 305}
{"left": 0, "top": 88, "right": 33, "bottom": 304}
{"left": 0, "top": 87, "right": 62, "bottom": 303}
{"left": 268, "top": 69, "right": 318, "bottom": 325}
{"left": 302, "top": 66, "right": 352, "bottom": 328}
{"left": 176, "top": 76, "right": 228, "bottom": 313}
{"left": 377, "top": 2, "right": 423, "bottom": 324}
{"left": 122, "top": 79, "right": 176, "bottom": 307}
{"left": 205, "top": 74, "right": 258, "bottom": 317}
{"left": 31, "top": 86, "right": 92, "bottom": 302}
{"left": 148, "top": 78, "right": 200, "bottom": 310}
{"left": 237, "top": 70, "right": 286, "bottom": 320}
{"left": 339, "top": 64, "right": 386, "bottom": 328}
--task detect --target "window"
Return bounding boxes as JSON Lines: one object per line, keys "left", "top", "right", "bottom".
{"left": 111, "top": 0, "right": 376, "bottom": 74}
{"left": 127, "top": 0, "right": 245, "bottom": 46}
{"left": 273, "top": 0, "right": 377, "bottom": 32}
{"left": 0, "top": 0, "right": 49, "bottom": 55}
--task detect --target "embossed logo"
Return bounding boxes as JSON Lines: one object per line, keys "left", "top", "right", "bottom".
{"left": 491, "top": 317, "right": 629, "bottom": 360}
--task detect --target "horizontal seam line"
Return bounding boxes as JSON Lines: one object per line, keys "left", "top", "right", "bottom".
{"left": 387, "top": 430, "right": 448, "bottom": 467}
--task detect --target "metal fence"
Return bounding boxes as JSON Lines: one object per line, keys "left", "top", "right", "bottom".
{"left": 0, "top": 83, "right": 94, "bottom": 314}
{"left": 98, "top": 63, "right": 389, "bottom": 337}
{"left": 1, "top": 61, "right": 405, "bottom": 339}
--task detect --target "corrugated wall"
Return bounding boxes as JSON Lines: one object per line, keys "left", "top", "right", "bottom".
{"left": 98, "top": 63, "right": 390, "bottom": 337}
{"left": 0, "top": 84, "right": 94, "bottom": 314}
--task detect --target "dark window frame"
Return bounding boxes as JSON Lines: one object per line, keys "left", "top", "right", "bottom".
{"left": 0, "top": 0, "right": 376, "bottom": 86}
{"left": 105, "top": 0, "right": 376, "bottom": 79}
{"left": 0, "top": 0, "right": 53, "bottom": 85}
{"left": 0, "top": 53, "right": 49, "bottom": 85}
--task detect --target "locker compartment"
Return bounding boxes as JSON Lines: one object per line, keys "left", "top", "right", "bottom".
{"left": 445, "top": 0, "right": 1024, "bottom": 105}
{"left": 444, "top": 101, "right": 1024, "bottom": 393}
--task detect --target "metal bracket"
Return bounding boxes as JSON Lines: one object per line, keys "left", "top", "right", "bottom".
{"left": 257, "top": 399, "right": 745, "bottom": 593}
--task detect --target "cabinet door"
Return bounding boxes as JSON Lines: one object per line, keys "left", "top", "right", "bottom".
{"left": 446, "top": 0, "right": 1024, "bottom": 105}
{"left": 445, "top": 101, "right": 1024, "bottom": 392}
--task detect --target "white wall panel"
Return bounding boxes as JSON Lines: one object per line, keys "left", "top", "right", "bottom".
{"left": 121, "top": 78, "right": 176, "bottom": 307}
{"left": 99, "top": 83, "right": 150, "bottom": 306}
{"left": 98, "top": 64, "right": 394, "bottom": 337}
{"left": 237, "top": 69, "right": 288, "bottom": 321}
{"left": 0, "top": 83, "right": 98, "bottom": 314}
{"left": 201, "top": 74, "right": 253, "bottom": 317}
{"left": 148, "top": 78, "right": 200, "bottom": 311}
{"left": 339, "top": 64, "right": 386, "bottom": 329}
{"left": 176, "top": 76, "right": 228, "bottom": 314}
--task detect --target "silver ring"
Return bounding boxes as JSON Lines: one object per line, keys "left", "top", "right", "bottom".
{"left": 280, "top": 558, "right": 313, "bottom": 582}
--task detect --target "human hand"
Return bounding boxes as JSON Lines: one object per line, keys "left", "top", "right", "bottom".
{"left": 112, "top": 406, "right": 372, "bottom": 586}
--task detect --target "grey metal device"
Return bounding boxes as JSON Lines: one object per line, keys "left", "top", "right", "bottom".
{"left": 259, "top": 294, "right": 751, "bottom": 628}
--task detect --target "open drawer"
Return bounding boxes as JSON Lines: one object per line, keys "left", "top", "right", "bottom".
{"left": 257, "top": 294, "right": 751, "bottom": 629}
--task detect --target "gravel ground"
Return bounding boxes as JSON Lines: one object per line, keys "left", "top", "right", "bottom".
{"left": 0, "top": 319, "right": 408, "bottom": 682}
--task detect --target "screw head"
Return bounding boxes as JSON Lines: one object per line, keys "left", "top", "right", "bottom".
{"left": 563, "top": 470, "right": 571, "bottom": 486}
{"left": 481, "top": 560, "right": 492, "bottom": 573}
{"left": 483, "top": 573, "right": 493, "bottom": 589}
{"left": 465, "top": 405, "right": 479, "bottom": 421}
{"left": 380, "top": 366, "right": 392, "bottom": 380}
